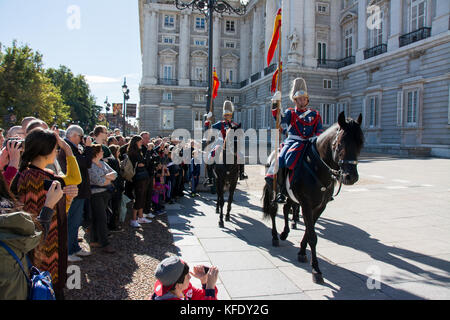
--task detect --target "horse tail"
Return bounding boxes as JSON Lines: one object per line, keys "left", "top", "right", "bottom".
{"left": 262, "top": 183, "right": 278, "bottom": 221}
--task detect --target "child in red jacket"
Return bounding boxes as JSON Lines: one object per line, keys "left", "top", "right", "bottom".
{"left": 151, "top": 256, "right": 219, "bottom": 300}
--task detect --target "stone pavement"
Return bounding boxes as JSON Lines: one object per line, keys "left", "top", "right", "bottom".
{"left": 165, "top": 155, "right": 450, "bottom": 300}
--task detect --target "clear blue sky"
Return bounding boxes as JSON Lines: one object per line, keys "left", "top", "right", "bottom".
{"left": 0, "top": 0, "right": 141, "bottom": 117}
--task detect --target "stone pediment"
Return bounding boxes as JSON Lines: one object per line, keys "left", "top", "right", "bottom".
{"left": 191, "top": 50, "right": 208, "bottom": 57}
{"left": 221, "top": 52, "right": 240, "bottom": 60}
{"left": 159, "top": 48, "right": 178, "bottom": 56}
{"left": 340, "top": 11, "right": 357, "bottom": 25}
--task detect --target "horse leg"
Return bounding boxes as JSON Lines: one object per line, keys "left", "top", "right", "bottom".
{"left": 301, "top": 204, "right": 324, "bottom": 284}
{"left": 292, "top": 204, "right": 300, "bottom": 229}
{"left": 280, "top": 200, "right": 291, "bottom": 241}
{"left": 225, "top": 176, "right": 237, "bottom": 222}
{"left": 271, "top": 211, "right": 279, "bottom": 247}
{"left": 217, "top": 183, "right": 225, "bottom": 228}
{"left": 297, "top": 232, "right": 308, "bottom": 263}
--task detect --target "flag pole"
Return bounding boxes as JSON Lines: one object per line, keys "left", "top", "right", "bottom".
{"left": 273, "top": 16, "right": 282, "bottom": 196}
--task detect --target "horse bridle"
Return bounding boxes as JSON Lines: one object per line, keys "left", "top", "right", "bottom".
{"left": 331, "top": 129, "right": 359, "bottom": 197}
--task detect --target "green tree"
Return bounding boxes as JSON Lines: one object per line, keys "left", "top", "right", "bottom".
{"left": 46, "top": 66, "right": 100, "bottom": 132}
{"left": 0, "top": 40, "right": 71, "bottom": 129}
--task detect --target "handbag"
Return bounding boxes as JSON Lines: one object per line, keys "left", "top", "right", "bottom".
{"left": 0, "top": 240, "right": 56, "bottom": 300}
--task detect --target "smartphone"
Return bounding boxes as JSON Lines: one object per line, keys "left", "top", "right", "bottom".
{"left": 204, "top": 266, "right": 210, "bottom": 274}
{"left": 43, "top": 180, "right": 53, "bottom": 191}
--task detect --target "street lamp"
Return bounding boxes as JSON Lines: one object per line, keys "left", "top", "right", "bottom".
{"left": 104, "top": 96, "right": 111, "bottom": 128}
{"left": 122, "top": 78, "right": 130, "bottom": 137}
{"left": 175, "top": 0, "right": 248, "bottom": 115}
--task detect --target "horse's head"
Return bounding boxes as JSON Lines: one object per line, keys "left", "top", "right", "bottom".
{"left": 332, "top": 112, "right": 364, "bottom": 185}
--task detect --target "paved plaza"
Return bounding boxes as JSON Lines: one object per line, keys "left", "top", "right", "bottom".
{"left": 166, "top": 154, "right": 450, "bottom": 300}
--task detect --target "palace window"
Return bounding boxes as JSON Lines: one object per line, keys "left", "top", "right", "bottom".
{"left": 163, "top": 65, "right": 173, "bottom": 80}
{"left": 163, "top": 36, "right": 175, "bottom": 44}
{"left": 320, "top": 104, "right": 334, "bottom": 126}
{"left": 318, "top": 42, "right": 327, "bottom": 63}
{"left": 344, "top": 26, "right": 354, "bottom": 57}
{"left": 163, "top": 14, "right": 175, "bottom": 29}
{"left": 195, "top": 17, "right": 206, "bottom": 30}
{"left": 225, "top": 20, "right": 236, "bottom": 33}
{"left": 411, "top": 0, "right": 427, "bottom": 32}
{"left": 367, "top": 95, "right": 379, "bottom": 128}
{"left": 193, "top": 110, "right": 203, "bottom": 130}
{"left": 406, "top": 89, "right": 419, "bottom": 125}
{"left": 323, "top": 79, "right": 332, "bottom": 89}
{"left": 162, "top": 109, "right": 174, "bottom": 130}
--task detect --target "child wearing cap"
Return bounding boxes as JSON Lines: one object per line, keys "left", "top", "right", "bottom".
{"left": 151, "top": 256, "right": 219, "bottom": 300}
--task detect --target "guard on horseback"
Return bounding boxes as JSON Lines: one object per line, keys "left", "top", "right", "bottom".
{"left": 265, "top": 77, "right": 324, "bottom": 203}
{"left": 204, "top": 100, "right": 248, "bottom": 181}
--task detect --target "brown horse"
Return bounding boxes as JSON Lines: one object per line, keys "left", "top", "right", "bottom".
{"left": 263, "top": 112, "right": 364, "bottom": 283}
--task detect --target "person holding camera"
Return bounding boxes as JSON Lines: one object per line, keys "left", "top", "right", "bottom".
{"left": 57, "top": 125, "right": 94, "bottom": 262}
{"left": 0, "top": 139, "right": 22, "bottom": 185}
{"left": 9, "top": 128, "right": 80, "bottom": 300}
{"left": 151, "top": 256, "right": 219, "bottom": 300}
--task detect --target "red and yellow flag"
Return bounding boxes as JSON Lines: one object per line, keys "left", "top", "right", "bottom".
{"left": 271, "top": 62, "right": 282, "bottom": 93}
{"left": 212, "top": 68, "right": 220, "bottom": 99}
{"left": 267, "top": 8, "right": 282, "bottom": 67}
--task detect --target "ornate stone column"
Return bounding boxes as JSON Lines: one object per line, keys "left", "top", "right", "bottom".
{"left": 251, "top": 5, "right": 261, "bottom": 74}
{"left": 179, "top": 13, "right": 190, "bottom": 86}
{"left": 239, "top": 17, "right": 251, "bottom": 81}
{"left": 303, "top": 0, "right": 316, "bottom": 67}
{"left": 146, "top": 10, "right": 158, "bottom": 85}
{"left": 356, "top": 0, "right": 368, "bottom": 62}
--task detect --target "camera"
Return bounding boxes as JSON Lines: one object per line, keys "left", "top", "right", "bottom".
{"left": 3, "top": 137, "right": 24, "bottom": 149}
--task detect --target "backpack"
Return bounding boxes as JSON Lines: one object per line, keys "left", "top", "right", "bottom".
{"left": 120, "top": 156, "right": 136, "bottom": 182}
{"left": 0, "top": 240, "right": 56, "bottom": 300}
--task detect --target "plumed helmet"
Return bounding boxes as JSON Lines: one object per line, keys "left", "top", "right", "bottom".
{"left": 223, "top": 100, "right": 234, "bottom": 115}
{"left": 290, "top": 77, "right": 309, "bottom": 104}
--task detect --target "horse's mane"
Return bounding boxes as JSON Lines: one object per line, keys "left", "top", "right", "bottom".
{"left": 318, "top": 117, "right": 364, "bottom": 151}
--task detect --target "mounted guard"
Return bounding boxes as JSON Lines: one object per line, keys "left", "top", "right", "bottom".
{"left": 204, "top": 100, "right": 248, "bottom": 181}
{"left": 265, "top": 77, "right": 324, "bottom": 202}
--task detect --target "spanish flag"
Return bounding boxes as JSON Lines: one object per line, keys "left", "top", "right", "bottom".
{"left": 212, "top": 68, "right": 220, "bottom": 99}
{"left": 271, "top": 62, "right": 282, "bottom": 93}
{"left": 267, "top": 8, "right": 282, "bottom": 67}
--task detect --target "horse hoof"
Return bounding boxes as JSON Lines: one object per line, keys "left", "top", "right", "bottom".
{"left": 219, "top": 221, "right": 224, "bottom": 228}
{"left": 291, "top": 223, "right": 297, "bottom": 230}
{"left": 312, "top": 272, "right": 324, "bottom": 284}
{"left": 272, "top": 239, "right": 279, "bottom": 247}
{"left": 298, "top": 254, "right": 308, "bottom": 263}
{"left": 280, "top": 232, "right": 288, "bottom": 241}
{"left": 225, "top": 216, "right": 230, "bottom": 222}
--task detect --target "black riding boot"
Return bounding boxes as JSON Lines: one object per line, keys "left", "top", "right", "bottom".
{"left": 275, "top": 168, "right": 287, "bottom": 203}
{"left": 239, "top": 164, "right": 248, "bottom": 180}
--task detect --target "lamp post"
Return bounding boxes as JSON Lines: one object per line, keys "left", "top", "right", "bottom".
{"left": 122, "top": 78, "right": 130, "bottom": 137}
{"left": 174, "top": 0, "right": 248, "bottom": 115}
{"left": 104, "top": 96, "right": 111, "bottom": 129}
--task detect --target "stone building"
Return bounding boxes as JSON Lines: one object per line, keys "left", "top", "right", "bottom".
{"left": 139, "top": 0, "right": 450, "bottom": 157}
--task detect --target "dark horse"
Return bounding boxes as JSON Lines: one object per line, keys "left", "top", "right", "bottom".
{"left": 213, "top": 128, "right": 240, "bottom": 228}
{"left": 262, "top": 112, "right": 364, "bottom": 283}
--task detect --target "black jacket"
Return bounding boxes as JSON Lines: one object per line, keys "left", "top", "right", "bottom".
{"left": 58, "top": 139, "right": 93, "bottom": 199}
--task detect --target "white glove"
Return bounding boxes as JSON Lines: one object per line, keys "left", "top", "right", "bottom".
{"left": 207, "top": 112, "right": 213, "bottom": 119}
{"left": 272, "top": 91, "right": 281, "bottom": 103}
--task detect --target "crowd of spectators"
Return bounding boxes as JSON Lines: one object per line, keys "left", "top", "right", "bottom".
{"left": 0, "top": 116, "right": 211, "bottom": 300}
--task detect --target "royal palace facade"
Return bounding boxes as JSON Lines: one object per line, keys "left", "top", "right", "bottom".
{"left": 139, "top": 0, "right": 450, "bottom": 157}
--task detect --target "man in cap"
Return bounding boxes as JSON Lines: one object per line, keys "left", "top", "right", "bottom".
{"left": 151, "top": 256, "right": 219, "bottom": 300}
{"left": 204, "top": 100, "right": 248, "bottom": 181}
{"left": 265, "top": 77, "right": 324, "bottom": 203}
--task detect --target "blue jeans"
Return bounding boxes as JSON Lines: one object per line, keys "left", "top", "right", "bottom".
{"left": 67, "top": 198, "right": 86, "bottom": 255}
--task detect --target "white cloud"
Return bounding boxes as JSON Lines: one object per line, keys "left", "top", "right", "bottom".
{"left": 85, "top": 75, "right": 121, "bottom": 84}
